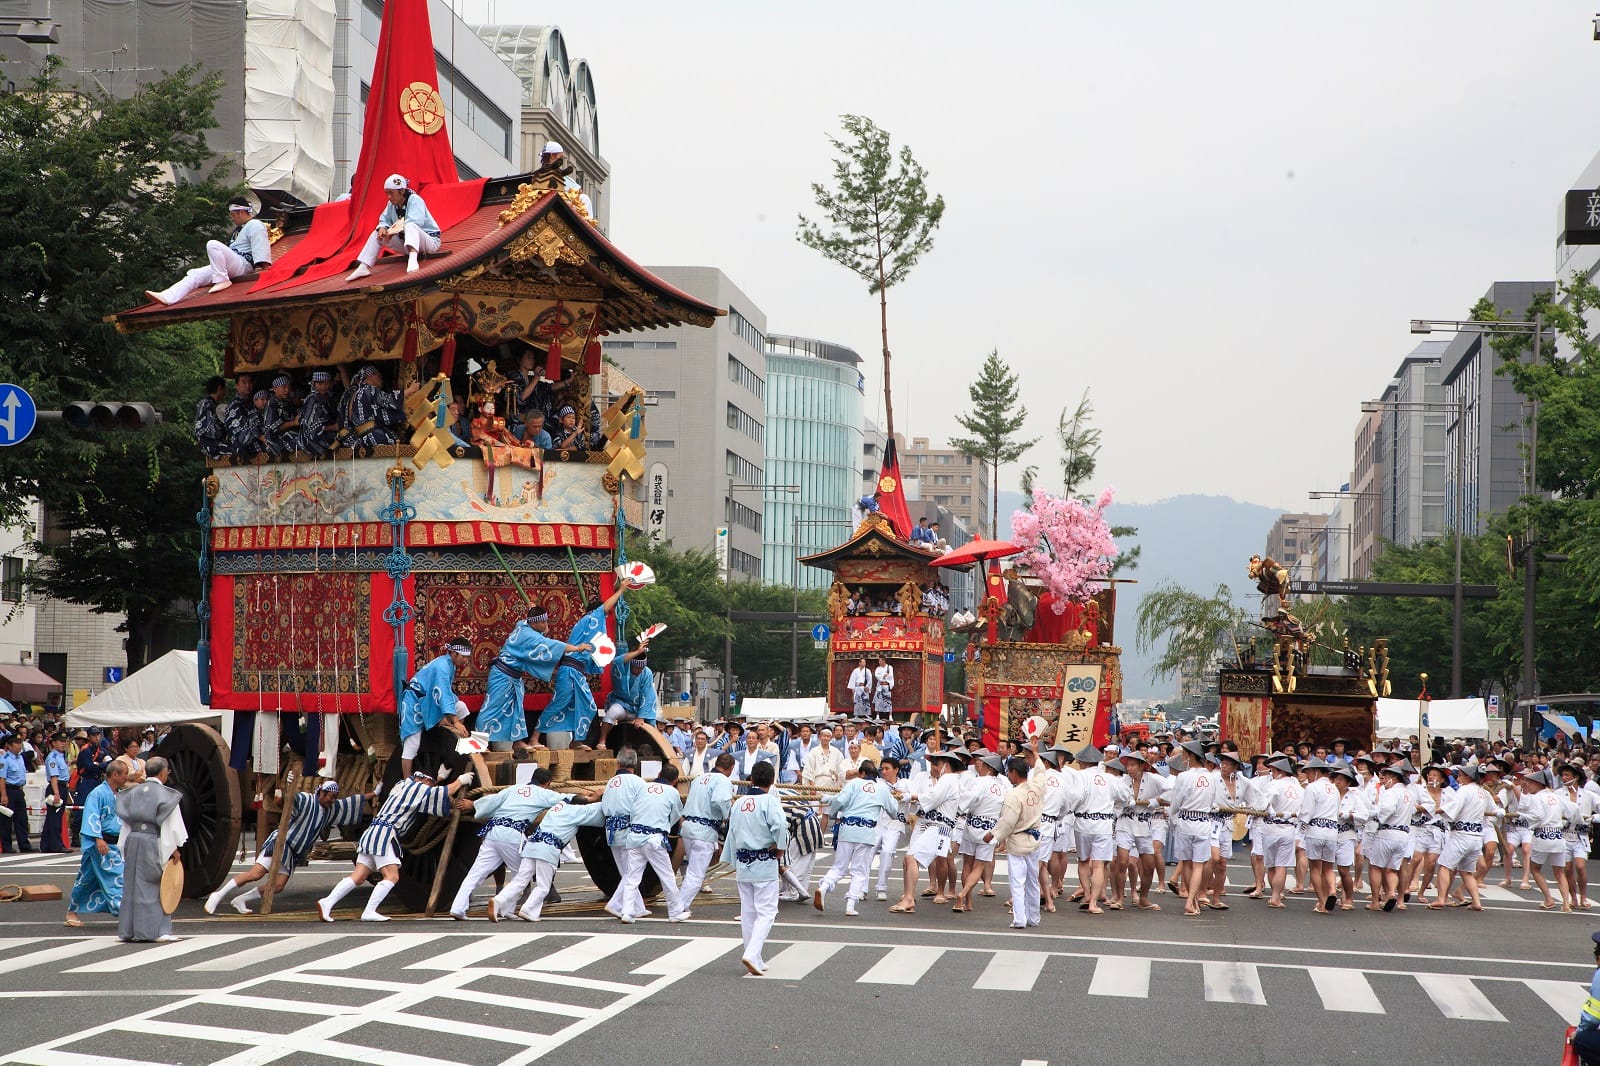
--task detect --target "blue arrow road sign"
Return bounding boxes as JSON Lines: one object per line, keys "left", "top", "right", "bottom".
{"left": 944, "top": 651, "right": 956, "bottom": 663}
{"left": 810, "top": 623, "right": 830, "bottom": 642}
{"left": 0, "top": 384, "right": 37, "bottom": 447}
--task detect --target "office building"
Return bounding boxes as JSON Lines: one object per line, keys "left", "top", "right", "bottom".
{"left": 1382, "top": 340, "right": 1450, "bottom": 547}
{"left": 605, "top": 267, "right": 768, "bottom": 582}
{"left": 1350, "top": 409, "right": 1385, "bottom": 579}
{"left": 761, "top": 334, "right": 864, "bottom": 590}
{"left": 861, "top": 419, "right": 887, "bottom": 498}
{"left": 0, "top": 0, "right": 522, "bottom": 205}
{"left": 1263, "top": 513, "right": 1324, "bottom": 575}
{"left": 474, "top": 24, "right": 609, "bottom": 232}
{"left": 898, "top": 436, "right": 991, "bottom": 538}
{"left": 1440, "top": 281, "right": 1549, "bottom": 535}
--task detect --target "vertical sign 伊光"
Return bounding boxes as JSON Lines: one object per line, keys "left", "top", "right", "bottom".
{"left": 645, "top": 463, "right": 668, "bottom": 543}
{"left": 1053, "top": 663, "right": 1104, "bottom": 747}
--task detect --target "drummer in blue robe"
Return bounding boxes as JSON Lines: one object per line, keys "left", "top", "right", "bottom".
{"left": 399, "top": 637, "right": 473, "bottom": 778}
{"left": 536, "top": 585, "right": 626, "bottom": 750}
{"left": 477, "top": 600, "right": 601, "bottom": 749}
{"left": 598, "top": 640, "right": 659, "bottom": 749}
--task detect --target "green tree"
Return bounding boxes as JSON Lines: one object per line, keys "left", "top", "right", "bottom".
{"left": 949, "top": 350, "right": 1037, "bottom": 538}
{"left": 797, "top": 114, "right": 944, "bottom": 439}
{"left": 1134, "top": 582, "right": 1249, "bottom": 686}
{"left": 1021, "top": 388, "right": 1140, "bottom": 574}
{"left": 0, "top": 60, "right": 238, "bottom": 670}
{"left": 620, "top": 534, "right": 730, "bottom": 668}
{"left": 727, "top": 582, "right": 830, "bottom": 699}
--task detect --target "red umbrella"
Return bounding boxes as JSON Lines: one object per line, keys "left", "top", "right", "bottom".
{"left": 930, "top": 537, "right": 1027, "bottom": 569}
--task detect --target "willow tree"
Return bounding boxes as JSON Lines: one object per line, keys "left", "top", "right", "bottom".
{"left": 797, "top": 115, "right": 944, "bottom": 439}
{"left": 1134, "top": 582, "right": 1250, "bottom": 688}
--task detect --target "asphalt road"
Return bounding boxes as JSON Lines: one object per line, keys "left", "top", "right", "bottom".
{"left": 0, "top": 848, "right": 1591, "bottom": 1066}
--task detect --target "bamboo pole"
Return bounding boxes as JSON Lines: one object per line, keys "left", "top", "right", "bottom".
{"left": 424, "top": 808, "right": 461, "bottom": 917}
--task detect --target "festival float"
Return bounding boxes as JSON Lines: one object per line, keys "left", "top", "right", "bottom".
{"left": 953, "top": 489, "right": 1126, "bottom": 752}
{"left": 104, "top": 0, "right": 715, "bottom": 909}
{"left": 1216, "top": 554, "right": 1387, "bottom": 758}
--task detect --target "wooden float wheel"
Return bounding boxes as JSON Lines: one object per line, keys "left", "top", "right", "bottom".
{"left": 570, "top": 721, "right": 682, "bottom": 900}
{"left": 380, "top": 725, "right": 475, "bottom": 913}
{"left": 151, "top": 723, "right": 242, "bottom": 897}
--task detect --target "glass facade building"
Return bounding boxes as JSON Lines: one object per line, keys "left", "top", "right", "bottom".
{"left": 763, "top": 335, "right": 865, "bottom": 589}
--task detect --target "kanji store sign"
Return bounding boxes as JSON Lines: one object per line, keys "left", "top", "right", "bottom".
{"left": 1053, "top": 663, "right": 1104, "bottom": 748}
{"left": 1562, "top": 188, "right": 1600, "bottom": 245}
{"left": 645, "top": 463, "right": 668, "bottom": 543}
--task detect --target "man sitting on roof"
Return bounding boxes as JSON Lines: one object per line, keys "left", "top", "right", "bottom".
{"left": 346, "top": 174, "right": 441, "bottom": 280}
{"left": 146, "top": 197, "right": 273, "bottom": 306}
{"left": 539, "top": 141, "right": 593, "bottom": 219}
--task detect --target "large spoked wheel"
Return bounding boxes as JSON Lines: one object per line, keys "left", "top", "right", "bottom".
{"left": 572, "top": 720, "right": 682, "bottom": 901}
{"left": 151, "top": 723, "right": 241, "bottom": 897}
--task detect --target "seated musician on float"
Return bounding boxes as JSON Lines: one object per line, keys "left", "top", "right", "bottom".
{"left": 262, "top": 375, "right": 301, "bottom": 457}
{"left": 552, "top": 404, "right": 600, "bottom": 451}
{"left": 147, "top": 197, "right": 272, "bottom": 305}
{"left": 346, "top": 173, "right": 441, "bottom": 280}
{"left": 336, "top": 363, "right": 407, "bottom": 451}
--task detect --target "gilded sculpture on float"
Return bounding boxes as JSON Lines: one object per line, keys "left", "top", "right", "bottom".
{"left": 896, "top": 580, "right": 922, "bottom": 619}
{"left": 827, "top": 581, "right": 851, "bottom": 623}
{"left": 1248, "top": 553, "right": 1290, "bottom": 618}
{"left": 999, "top": 568, "right": 1039, "bottom": 642}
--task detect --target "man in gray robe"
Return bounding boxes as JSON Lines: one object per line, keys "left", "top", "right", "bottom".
{"left": 114, "top": 756, "right": 188, "bottom": 943}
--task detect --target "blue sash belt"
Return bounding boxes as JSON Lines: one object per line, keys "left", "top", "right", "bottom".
{"left": 529, "top": 829, "right": 566, "bottom": 850}
{"left": 684, "top": 815, "right": 721, "bottom": 828}
{"left": 478, "top": 816, "right": 530, "bottom": 838}
{"left": 628, "top": 823, "right": 670, "bottom": 841}
{"left": 1450, "top": 821, "right": 1483, "bottom": 833}
{"left": 1307, "top": 818, "right": 1338, "bottom": 830}
{"left": 735, "top": 847, "right": 779, "bottom": 864}
{"left": 1535, "top": 828, "right": 1564, "bottom": 840}
{"left": 966, "top": 816, "right": 997, "bottom": 831}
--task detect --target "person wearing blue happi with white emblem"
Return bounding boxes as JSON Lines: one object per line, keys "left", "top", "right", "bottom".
{"left": 494, "top": 794, "right": 608, "bottom": 921}
{"left": 813, "top": 760, "right": 899, "bottom": 916}
{"left": 477, "top": 603, "right": 597, "bottom": 748}
{"left": 537, "top": 585, "right": 626, "bottom": 749}
{"left": 399, "top": 637, "right": 473, "bottom": 778}
{"left": 610, "top": 764, "right": 686, "bottom": 924}
{"left": 722, "top": 760, "right": 789, "bottom": 975}
{"left": 598, "top": 639, "right": 659, "bottom": 749}
{"left": 448, "top": 766, "right": 567, "bottom": 921}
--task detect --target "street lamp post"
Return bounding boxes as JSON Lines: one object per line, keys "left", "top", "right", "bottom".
{"left": 1411, "top": 315, "right": 1543, "bottom": 732}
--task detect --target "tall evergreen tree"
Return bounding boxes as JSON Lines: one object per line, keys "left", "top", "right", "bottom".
{"left": 797, "top": 115, "right": 944, "bottom": 440}
{"left": 949, "top": 350, "right": 1037, "bottom": 538}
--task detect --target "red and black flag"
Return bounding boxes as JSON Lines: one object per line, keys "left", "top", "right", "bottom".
{"left": 876, "top": 437, "right": 913, "bottom": 540}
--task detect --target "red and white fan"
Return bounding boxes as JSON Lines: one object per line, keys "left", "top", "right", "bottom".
{"left": 589, "top": 632, "right": 617, "bottom": 669}
{"left": 616, "top": 561, "right": 655, "bottom": 590}
{"left": 1022, "top": 715, "right": 1050, "bottom": 742}
{"left": 638, "top": 622, "right": 667, "bottom": 645}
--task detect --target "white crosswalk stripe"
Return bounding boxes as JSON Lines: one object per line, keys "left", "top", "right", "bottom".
{"left": 858, "top": 945, "right": 945, "bottom": 985}
{"left": 1415, "top": 974, "right": 1508, "bottom": 1022}
{"left": 1203, "top": 961, "right": 1267, "bottom": 1005}
{"left": 1307, "top": 966, "right": 1386, "bottom": 1013}
{"left": 1088, "top": 955, "right": 1150, "bottom": 998}
{"left": 975, "top": 950, "right": 1047, "bottom": 991}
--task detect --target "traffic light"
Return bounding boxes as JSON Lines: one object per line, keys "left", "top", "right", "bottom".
{"left": 62, "top": 402, "right": 161, "bottom": 431}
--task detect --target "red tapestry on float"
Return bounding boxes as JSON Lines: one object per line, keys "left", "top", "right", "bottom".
{"left": 413, "top": 569, "right": 616, "bottom": 711}
{"left": 209, "top": 572, "right": 411, "bottom": 714}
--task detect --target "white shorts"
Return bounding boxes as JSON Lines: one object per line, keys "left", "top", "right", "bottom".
{"left": 1440, "top": 834, "right": 1483, "bottom": 873}
{"left": 1212, "top": 829, "right": 1234, "bottom": 861}
{"left": 1115, "top": 830, "right": 1154, "bottom": 857}
{"left": 960, "top": 834, "right": 996, "bottom": 862}
{"left": 1251, "top": 833, "right": 1265, "bottom": 858}
{"left": 1170, "top": 828, "right": 1212, "bottom": 865}
{"left": 906, "top": 825, "right": 949, "bottom": 868}
{"left": 1260, "top": 831, "right": 1297, "bottom": 869}
{"left": 357, "top": 846, "right": 402, "bottom": 872}
{"left": 602, "top": 701, "right": 630, "bottom": 724}
{"left": 1336, "top": 838, "right": 1356, "bottom": 868}
{"left": 1052, "top": 820, "right": 1075, "bottom": 854}
{"left": 1303, "top": 835, "right": 1338, "bottom": 864}
{"left": 1413, "top": 825, "right": 1442, "bottom": 855}
{"left": 1570, "top": 837, "right": 1589, "bottom": 863}
{"left": 1367, "top": 833, "right": 1408, "bottom": 871}
{"left": 1532, "top": 843, "right": 1569, "bottom": 868}
{"left": 1078, "top": 832, "right": 1115, "bottom": 862}
{"left": 1505, "top": 825, "right": 1533, "bottom": 847}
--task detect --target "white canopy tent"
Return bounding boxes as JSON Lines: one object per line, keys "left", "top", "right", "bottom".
{"left": 736, "top": 697, "right": 829, "bottom": 721}
{"left": 1375, "top": 697, "right": 1488, "bottom": 740}
{"left": 64, "top": 650, "right": 230, "bottom": 734}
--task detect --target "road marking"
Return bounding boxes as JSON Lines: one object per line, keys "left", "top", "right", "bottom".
{"left": 858, "top": 945, "right": 945, "bottom": 985}
{"left": 975, "top": 950, "right": 1047, "bottom": 991}
{"left": 1415, "top": 974, "right": 1506, "bottom": 1022}
{"left": 1307, "top": 966, "right": 1385, "bottom": 1013}
{"left": 1088, "top": 955, "right": 1150, "bottom": 999}
{"left": 304, "top": 933, "right": 446, "bottom": 971}
{"left": 630, "top": 937, "right": 740, "bottom": 976}
{"left": 1523, "top": 979, "right": 1587, "bottom": 1020}
{"left": 0, "top": 939, "right": 110, "bottom": 974}
{"left": 1476, "top": 884, "right": 1525, "bottom": 902}
{"left": 758, "top": 941, "right": 844, "bottom": 981}
{"left": 406, "top": 933, "right": 536, "bottom": 971}
{"left": 66, "top": 935, "right": 226, "bottom": 973}
{"left": 181, "top": 934, "right": 330, "bottom": 972}
{"left": 1202, "top": 961, "right": 1266, "bottom": 1005}
{"left": 521, "top": 933, "right": 642, "bottom": 972}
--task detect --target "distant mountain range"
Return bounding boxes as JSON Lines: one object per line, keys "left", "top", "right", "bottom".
{"left": 998, "top": 491, "right": 1282, "bottom": 701}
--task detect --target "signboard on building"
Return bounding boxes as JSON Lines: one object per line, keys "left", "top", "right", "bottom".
{"left": 1564, "top": 188, "right": 1600, "bottom": 245}
{"left": 715, "top": 526, "right": 729, "bottom": 581}
{"left": 645, "top": 463, "right": 668, "bottom": 543}
{"left": 1053, "top": 663, "right": 1104, "bottom": 747}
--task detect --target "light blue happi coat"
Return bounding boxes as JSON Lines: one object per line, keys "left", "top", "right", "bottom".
{"left": 478, "top": 620, "right": 568, "bottom": 742}
{"left": 399, "top": 653, "right": 460, "bottom": 741}
{"left": 536, "top": 604, "right": 609, "bottom": 738}
{"left": 721, "top": 790, "right": 789, "bottom": 883}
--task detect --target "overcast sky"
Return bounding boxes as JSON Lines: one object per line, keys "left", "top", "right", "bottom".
{"left": 459, "top": 1, "right": 1600, "bottom": 512}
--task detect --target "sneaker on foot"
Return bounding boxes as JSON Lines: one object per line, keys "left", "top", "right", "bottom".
{"left": 406, "top": 252, "right": 420, "bottom": 273}
{"left": 517, "top": 909, "right": 541, "bottom": 922}
{"left": 844, "top": 901, "right": 859, "bottom": 917}
{"left": 345, "top": 264, "right": 371, "bottom": 281}
{"left": 813, "top": 886, "right": 828, "bottom": 912}
{"left": 668, "top": 911, "right": 691, "bottom": 923}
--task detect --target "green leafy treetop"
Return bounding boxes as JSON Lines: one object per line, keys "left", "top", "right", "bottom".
{"left": 797, "top": 114, "right": 944, "bottom": 440}
{"left": 0, "top": 58, "right": 240, "bottom": 671}
{"left": 949, "top": 349, "right": 1037, "bottom": 539}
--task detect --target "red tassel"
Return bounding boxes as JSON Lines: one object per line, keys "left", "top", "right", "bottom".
{"left": 439, "top": 334, "right": 457, "bottom": 378}
{"left": 401, "top": 300, "right": 420, "bottom": 363}
{"left": 584, "top": 338, "right": 602, "bottom": 375}
{"left": 545, "top": 336, "right": 563, "bottom": 380}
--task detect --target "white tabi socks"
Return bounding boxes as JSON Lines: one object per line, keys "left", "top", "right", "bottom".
{"left": 204, "top": 877, "right": 239, "bottom": 914}
{"left": 233, "top": 886, "right": 262, "bottom": 914}
{"left": 318, "top": 876, "right": 358, "bottom": 921}
{"left": 362, "top": 880, "right": 395, "bottom": 921}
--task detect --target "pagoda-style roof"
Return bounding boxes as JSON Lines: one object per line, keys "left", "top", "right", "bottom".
{"left": 108, "top": 175, "right": 720, "bottom": 341}
{"left": 800, "top": 513, "right": 940, "bottom": 573}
